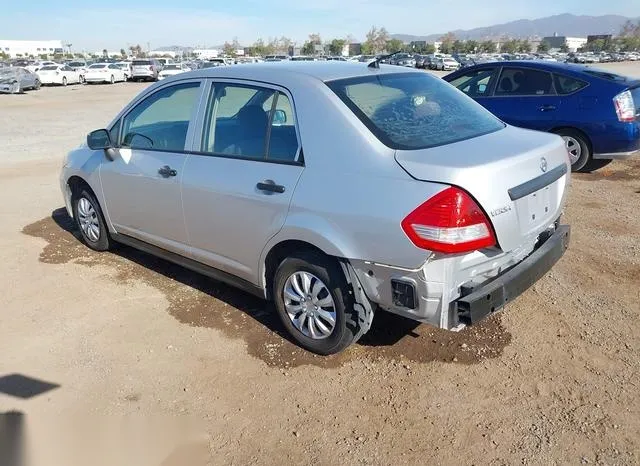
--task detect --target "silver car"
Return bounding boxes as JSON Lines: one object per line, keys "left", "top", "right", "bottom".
{"left": 60, "top": 62, "right": 571, "bottom": 354}
{"left": 0, "top": 67, "right": 41, "bottom": 93}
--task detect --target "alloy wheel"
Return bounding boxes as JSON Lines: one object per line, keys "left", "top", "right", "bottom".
{"left": 562, "top": 135, "right": 581, "bottom": 165}
{"left": 77, "top": 197, "right": 100, "bottom": 242}
{"left": 283, "top": 271, "right": 336, "bottom": 340}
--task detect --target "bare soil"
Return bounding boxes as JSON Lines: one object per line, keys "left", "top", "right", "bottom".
{"left": 1, "top": 65, "right": 639, "bottom": 465}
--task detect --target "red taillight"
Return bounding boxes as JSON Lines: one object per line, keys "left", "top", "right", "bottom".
{"left": 613, "top": 90, "right": 636, "bottom": 122}
{"left": 401, "top": 187, "right": 496, "bottom": 254}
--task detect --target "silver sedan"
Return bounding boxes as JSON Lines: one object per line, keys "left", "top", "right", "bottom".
{"left": 0, "top": 67, "right": 41, "bottom": 93}
{"left": 60, "top": 62, "right": 571, "bottom": 354}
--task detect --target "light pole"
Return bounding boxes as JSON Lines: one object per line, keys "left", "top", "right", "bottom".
{"left": 65, "top": 43, "right": 73, "bottom": 57}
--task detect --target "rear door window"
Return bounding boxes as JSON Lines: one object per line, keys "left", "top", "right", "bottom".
{"left": 553, "top": 74, "right": 588, "bottom": 95}
{"left": 495, "top": 68, "right": 555, "bottom": 96}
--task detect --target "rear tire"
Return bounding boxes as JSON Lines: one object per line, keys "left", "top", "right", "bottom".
{"left": 34, "top": 79, "right": 41, "bottom": 90}
{"left": 109, "top": 75, "right": 114, "bottom": 84}
{"left": 71, "top": 189, "right": 112, "bottom": 252}
{"left": 273, "top": 251, "right": 362, "bottom": 355}
{"left": 554, "top": 128, "right": 590, "bottom": 172}
{"left": 62, "top": 76, "right": 67, "bottom": 86}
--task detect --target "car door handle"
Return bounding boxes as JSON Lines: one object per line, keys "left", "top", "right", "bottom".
{"left": 539, "top": 105, "right": 557, "bottom": 112}
{"left": 256, "top": 180, "right": 285, "bottom": 194}
{"left": 158, "top": 165, "right": 177, "bottom": 178}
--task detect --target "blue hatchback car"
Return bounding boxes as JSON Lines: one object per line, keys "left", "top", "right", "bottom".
{"left": 444, "top": 61, "right": 640, "bottom": 171}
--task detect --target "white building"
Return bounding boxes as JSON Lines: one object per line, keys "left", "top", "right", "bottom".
{"left": 193, "top": 49, "right": 220, "bottom": 59}
{"left": 0, "top": 39, "right": 64, "bottom": 58}
{"left": 542, "top": 36, "right": 588, "bottom": 53}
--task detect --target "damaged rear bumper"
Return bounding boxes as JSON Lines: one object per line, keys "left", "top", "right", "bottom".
{"left": 455, "top": 225, "right": 570, "bottom": 325}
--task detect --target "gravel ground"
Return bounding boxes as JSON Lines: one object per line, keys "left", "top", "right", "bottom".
{"left": 0, "top": 63, "right": 639, "bottom": 465}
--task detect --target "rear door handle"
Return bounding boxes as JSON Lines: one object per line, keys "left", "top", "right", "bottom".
{"left": 158, "top": 165, "right": 177, "bottom": 178}
{"left": 256, "top": 180, "right": 285, "bottom": 194}
{"left": 539, "top": 105, "right": 556, "bottom": 112}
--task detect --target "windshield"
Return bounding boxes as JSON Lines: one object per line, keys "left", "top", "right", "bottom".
{"left": 202, "top": 62, "right": 221, "bottom": 68}
{"left": 68, "top": 62, "right": 84, "bottom": 67}
{"left": 164, "top": 65, "right": 181, "bottom": 70}
{"left": 0, "top": 68, "right": 17, "bottom": 75}
{"left": 89, "top": 64, "right": 106, "bottom": 69}
{"left": 327, "top": 72, "right": 505, "bottom": 150}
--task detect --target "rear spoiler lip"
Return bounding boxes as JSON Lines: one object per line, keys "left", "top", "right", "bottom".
{"left": 508, "top": 163, "right": 568, "bottom": 201}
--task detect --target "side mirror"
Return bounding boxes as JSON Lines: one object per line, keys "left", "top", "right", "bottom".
{"left": 273, "top": 109, "right": 287, "bottom": 125}
{"left": 87, "top": 129, "right": 112, "bottom": 150}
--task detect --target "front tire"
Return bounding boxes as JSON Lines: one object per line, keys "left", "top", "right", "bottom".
{"left": 62, "top": 76, "right": 67, "bottom": 86}
{"left": 554, "top": 128, "right": 591, "bottom": 172}
{"left": 72, "top": 189, "right": 111, "bottom": 251}
{"left": 109, "top": 75, "right": 115, "bottom": 84}
{"left": 34, "top": 79, "right": 41, "bottom": 90}
{"left": 273, "top": 251, "right": 362, "bottom": 355}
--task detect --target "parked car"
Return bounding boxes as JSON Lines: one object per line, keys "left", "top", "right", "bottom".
{"left": 433, "top": 57, "right": 460, "bottom": 71}
{"left": 61, "top": 62, "right": 571, "bottom": 354}
{"left": 67, "top": 61, "right": 88, "bottom": 82}
{"left": 0, "top": 67, "right": 40, "bottom": 93}
{"left": 444, "top": 61, "right": 640, "bottom": 171}
{"left": 114, "top": 62, "right": 132, "bottom": 80}
{"left": 37, "top": 64, "right": 81, "bottom": 86}
{"left": 84, "top": 63, "right": 127, "bottom": 84}
{"left": 158, "top": 63, "right": 190, "bottom": 79}
{"left": 390, "top": 53, "right": 416, "bottom": 67}
{"left": 25, "top": 61, "right": 57, "bottom": 73}
{"left": 130, "top": 59, "right": 161, "bottom": 81}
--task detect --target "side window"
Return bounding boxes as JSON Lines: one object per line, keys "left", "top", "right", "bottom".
{"left": 496, "top": 68, "right": 555, "bottom": 96}
{"left": 266, "top": 93, "right": 300, "bottom": 161}
{"left": 121, "top": 82, "right": 200, "bottom": 151}
{"left": 553, "top": 74, "right": 588, "bottom": 95}
{"left": 448, "top": 68, "right": 497, "bottom": 97}
{"left": 201, "top": 84, "right": 274, "bottom": 160}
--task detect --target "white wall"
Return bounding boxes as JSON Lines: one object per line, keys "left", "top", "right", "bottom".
{"left": 193, "top": 49, "right": 220, "bottom": 59}
{"left": 0, "top": 40, "right": 64, "bottom": 58}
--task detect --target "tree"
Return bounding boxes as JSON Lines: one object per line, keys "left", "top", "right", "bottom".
{"left": 438, "top": 32, "right": 456, "bottom": 55}
{"left": 518, "top": 40, "right": 532, "bottom": 53}
{"left": 223, "top": 42, "right": 236, "bottom": 57}
{"left": 363, "top": 26, "right": 389, "bottom": 54}
{"left": 279, "top": 36, "right": 293, "bottom": 54}
{"left": 479, "top": 40, "right": 497, "bottom": 53}
{"left": 120, "top": 48, "right": 127, "bottom": 58}
{"left": 465, "top": 40, "right": 478, "bottom": 53}
{"left": 102, "top": 49, "right": 108, "bottom": 58}
{"left": 386, "top": 38, "right": 404, "bottom": 53}
{"left": 329, "top": 38, "right": 347, "bottom": 56}
{"left": 537, "top": 41, "right": 550, "bottom": 53}
{"left": 39, "top": 53, "right": 48, "bottom": 60}
{"left": 501, "top": 39, "right": 519, "bottom": 54}
{"left": 424, "top": 43, "right": 436, "bottom": 54}
{"left": 301, "top": 33, "right": 322, "bottom": 55}
{"left": 301, "top": 41, "right": 314, "bottom": 55}
{"left": 559, "top": 44, "right": 570, "bottom": 53}
{"left": 0, "top": 51, "right": 9, "bottom": 60}
{"left": 620, "top": 19, "right": 640, "bottom": 38}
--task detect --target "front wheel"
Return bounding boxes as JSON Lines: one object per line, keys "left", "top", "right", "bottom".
{"left": 34, "top": 79, "right": 41, "bottom": 90}
{"left": 62, "top": 76, "right": 67, "bottom": 86}
{"left": 555, "top": 128, "right": 591, "bottom": 172}
{"left": 273, "top": 251, "right": 363, "bottom": 355}
{"left": 72, "top": 189, "right": 112, "bottom": 251}
{"left": 109, "top": 75, "right": 114, "bottom": 84}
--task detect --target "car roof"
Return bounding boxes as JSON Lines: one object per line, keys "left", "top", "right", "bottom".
{"left": 184, "top": 61, "right": 417, "bottom": 83}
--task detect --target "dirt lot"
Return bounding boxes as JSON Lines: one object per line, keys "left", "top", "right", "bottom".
{"left": 1, "top": 63, "right": 639, "bottom": 465}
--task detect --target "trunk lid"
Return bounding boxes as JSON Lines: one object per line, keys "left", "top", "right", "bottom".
{"left": 395, "top": 125, "right": 570, "bottom": 252}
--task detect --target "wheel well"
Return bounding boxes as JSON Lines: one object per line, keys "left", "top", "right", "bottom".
{"left": 263, "top": 240, "right": 329, "bottom": 300}
{"left": 67, "top": 176, "right": 96, "bottom": 201}
{"left": 550, "top": 126, "right": 593, "bottom": 153}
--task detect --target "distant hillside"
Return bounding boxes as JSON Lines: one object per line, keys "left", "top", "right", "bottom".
{"left": 392, "top": 13, "right": 637, "bottom": 42}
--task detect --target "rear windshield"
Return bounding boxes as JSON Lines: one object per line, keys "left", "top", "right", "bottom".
{"left": 327, "top": 73, "right": 505, "bottom": 150}
{"left": 132, "top": 60, "right": 151, "bottom": 65}
{"left": 164, "top": 64, "right": 181, "bottom": 70}
{"left": 89, "top": 64, "right": 106, "bottom": 69}
{"left": 40, "top": 65, "right": 58, "bottom": 71}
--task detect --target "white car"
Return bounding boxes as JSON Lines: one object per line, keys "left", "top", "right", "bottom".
{"left": 158, "top": 63, "right": 190, "bottom": 80}
{"left": 37, "top": 64, "right": 81, "bottom": 86}
{"left": 25, "top": 61, "right": 58, "bottom": 73}
{"left": 84, "top": 63, "right": 127, "bottom": 84}
{"left": 114, "top": 62, "right": 132, "bottom": 80}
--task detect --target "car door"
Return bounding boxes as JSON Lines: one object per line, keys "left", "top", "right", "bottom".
{"left": 487, "top": 66, "right": 560, "bottom": 131}
{"left": 181, "top": 80, "right": 304, "bottom": 284}
{"left": 99, "top": 79, "right": 204, "bottom": 255}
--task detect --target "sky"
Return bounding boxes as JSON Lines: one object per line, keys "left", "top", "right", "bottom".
{"left": 1, "top": 0, "right": 639, "bottom": 51}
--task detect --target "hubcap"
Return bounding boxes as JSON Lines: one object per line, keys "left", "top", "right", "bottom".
{"left": 562, "top": 136, "right": 581, "bottom": 165}
{"left": 283, "top": 271, "right": 336, "bottom": 340}
{"left": 77, "top": 197, "right": 100, "bottom": 242}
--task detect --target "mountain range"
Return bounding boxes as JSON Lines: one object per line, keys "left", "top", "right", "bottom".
{"left": 390, "top": 13, "right": 638, "bottom": 42}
